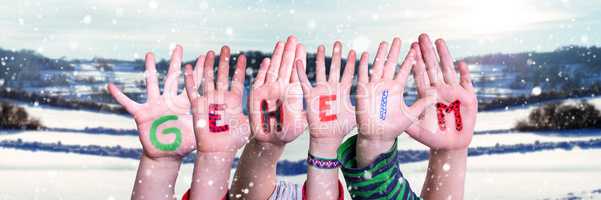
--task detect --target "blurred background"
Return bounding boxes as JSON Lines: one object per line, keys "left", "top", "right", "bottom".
{"left": 0, "top": 0, "right": 600, "bottom": 199}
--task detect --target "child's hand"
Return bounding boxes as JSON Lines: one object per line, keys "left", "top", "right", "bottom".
{"left": 355, "top": 38, "right": 436, "bottom": 143}
{"left": 248, "top": 36, "right": 307, "bottom": 145}
{"left": 295, "top": 42, "right": 356, "bottom": 142}
{"left": 108, "top": 45, "right": 196, "bottom": 159}
{"left": 406, "top": 34, "right": 477, "bottom": 150}
{"left": 353, "top": 38, "right": 436, "bottom": 167}
{"left": 184, "top": 46, "right": 250, "bottom": 153}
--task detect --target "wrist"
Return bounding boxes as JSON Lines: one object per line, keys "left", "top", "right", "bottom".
{"left": 196, "top": 151, "right": 236, "bottom": 160}
{"left": 251, "top": 138, "right": 287, "bottom": 150}
{"left": 309, "top": 137, "right": 342, "bottom": 158}
{"left": 355, "top": 135, "right": 396, "bottom": 168}
{"left": 430, "top": 148, "right": 468, "bottom": 158}
{"left": 356, "top": 135, "right": 395, "bottom": 155}
{"left": 141, "top": 154, "right": 183, "bottom": 168}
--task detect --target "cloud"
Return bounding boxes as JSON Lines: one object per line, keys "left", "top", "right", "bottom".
{"left": 0, "top": 0, "right": 599, "bottom": 60}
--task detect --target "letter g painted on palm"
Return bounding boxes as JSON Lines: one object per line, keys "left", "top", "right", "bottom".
{"left": 149, "top": 115, "right": 182, "bottom": 151}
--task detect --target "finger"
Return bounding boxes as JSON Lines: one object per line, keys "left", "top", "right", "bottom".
{"left": 184, "top": 64, "right": 199, "bottom": 101}
{"left": 231, "top": 54, "right": 247, "bottom": 96}
{"left": 457, "top": 61, "right": 475, "bottom": 92}
{"left": 267, "top": 41, "right": 284, "bottom": 83}
{"left": 253, "top": 58, "right": 270, "bottom": 87}
{"left": 412, "top": 42, "right": 431, "bottom": 89}
{"left": 291, "top": 44, "right": 307, "bottom": 82}
{"left": 203, "top": 50, "right": 216, "bottom": 93}
{"left": 315, "top": 45, "right": 327, "bottom": 83}
{"left": 383, "top": 37, "right": 401, "bottom": 80}
{"left": 216, "top": 46, "right": 231, "bottom": 91}
{"left": 144, "top": 52, "right": 160, "bottom": 100}
{"left": 192, "top": 55, "right": 205, "bottom": 91}
{"left": 418, "top": 34, "right": 442, "bottom": 86}
{"left": 107, "top": 83, "right": 141, "bottom": 113}
{"left": 358, "top": 52, "right": 369, "bottom": 84}
{"left": 395, "top": 49, "right": 416, "bottom": 85}
{"left": 412, "top": 43, "right": 431, "bottom": 99}
{"left": 341, "top": 50, "right": 356, "bottom": 84}
{"left": 164, "top": 45, "right": 183, "bottom": 96}
{"left": 435, "top": 39, "right": 458, "bottom": 85}
{"left": 370, "top": 41, "right": 388, "bottom": 82}
{"left": 277, "top": 35, "right": 298, "bottom": 83}
{"left": 328, "top": 41, "right": 342, "bottom": 83}
{"left": 295, "top": 60, "right": 312, "bottom": 95}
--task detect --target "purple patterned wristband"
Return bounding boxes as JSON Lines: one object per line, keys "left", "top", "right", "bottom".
{"left": 307, "top": 153, "right": 341, "bottom": 169}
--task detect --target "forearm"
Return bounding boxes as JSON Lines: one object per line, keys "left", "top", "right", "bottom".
{"left": 190, "top": 152, "right": 235, "bottom": 200}
{"left": 306, "top": 137, "right": 342, "bottom": 200}
{"left": 132, "top": 155, "right": 182, "bottom": 200}
{"left": 230, "top": 139, "right": 285, "bottom": 199}
{"left": 421, "top": 148, "right": 468, "bottom": 200}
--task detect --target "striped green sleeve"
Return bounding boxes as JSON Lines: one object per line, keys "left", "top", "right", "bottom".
{"left": 337, "top": 135, "right": 422, "bottom": 200}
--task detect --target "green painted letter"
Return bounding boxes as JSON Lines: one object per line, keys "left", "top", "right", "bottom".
{"left": 150, "top": 115, "right": 182, "bottom": 151}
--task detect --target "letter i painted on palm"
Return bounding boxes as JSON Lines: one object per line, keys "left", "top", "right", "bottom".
{"left": 319, "top": 95, "right": 337, "bottom": 122}
{"left": 379, "top": 90, "right": 389, "bottom": 120}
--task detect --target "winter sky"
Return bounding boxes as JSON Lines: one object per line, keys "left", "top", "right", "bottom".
{"left": 1, "top": 0, "right": 600, "bottom": 60}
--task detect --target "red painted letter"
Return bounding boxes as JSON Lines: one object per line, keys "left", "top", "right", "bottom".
{"left": 436, "top": 100, "right": 463, "bottom": 131}
{"left": 209, "top": 104, "right": 229, "bottom": 132}
{"left": 261, "top": 100, "right": 283, "bottom": 132}
{"left": 319, "top": 95, "right": 337, "bottom": 122}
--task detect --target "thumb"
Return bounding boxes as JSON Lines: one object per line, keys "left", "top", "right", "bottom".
{"left": 406, "top": 90, "right": 437, "bottom": 120}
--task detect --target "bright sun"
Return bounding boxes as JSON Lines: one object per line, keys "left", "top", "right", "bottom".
{"left": 451, "top": 0, "right": 552, "bottom": 35}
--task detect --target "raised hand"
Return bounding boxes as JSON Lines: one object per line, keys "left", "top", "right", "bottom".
{"left": 406, "top": 34, "right": 477, "bottom": 150}
{"left": 354, "top": 38, "right": 436, "bottom": 167}
{"left": 356, "top": 38, "right": 436, "bottom": 142}
{"left": 248, "top": 36, "right": 307, "bottom": 145}
{"left": 184, "top": 46, "right": 250, "bottom": 153}
{"left": 184, "top": 46, "right": 251, "bottom": 200}
{"left": 295, "top": 41, "right": 356, "bottom": 142}
{"left": 296, "top": 42, "right": 357, "bottom": 200}
{"left": 108, "top": 45, "right": 195, "bottom": 159}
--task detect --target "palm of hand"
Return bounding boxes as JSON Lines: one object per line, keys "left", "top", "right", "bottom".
{"left": 356, "top": 81, "right": 412, "bottom": 140}
{"left": 406, "top": 35, "right": 478, "bottom": 150}
{"left": 108, "top": 46, "right": 196, "bottom": 159}
{"left": 184, "top": 46, "right": 251, "bottom": 153}
{"left": 248, "top": 37, "right": 307, "bottom": 145}
{"left": 191, "top": 91, "right": 250, "bottom": 153}
{"left": 354, "top": 39, "right": 433, "bottom": 142}
{"left": 304, "top": 83, "right": 355, "bottom": 138}
{"left": 133, "top": 96, "right": 197, "bottom": 158}
{"left": 296, "top": 42, "right": 357, "bottom": 139}
{"left": 411, "top": 84, "right": 477, "bottom": 149}
{"left": 249, "top": 78, "right": 306, "bottom": 144}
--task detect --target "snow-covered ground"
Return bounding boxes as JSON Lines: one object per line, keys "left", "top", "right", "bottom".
{"left": 2, "top": 97, "right": 601, "bottom": 199}
{"left": 1, "top": 148, "right": 600, "bottom": 200}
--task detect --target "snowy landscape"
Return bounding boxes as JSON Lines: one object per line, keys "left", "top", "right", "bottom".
{"left": 1, "top": 83, "right": 601, "bottom": 199}
{"left": 1, "top": 1, "right": 601, "bottom": 198}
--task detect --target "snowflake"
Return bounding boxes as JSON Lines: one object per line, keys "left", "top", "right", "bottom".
{"left": 442, "top": 163, "right": 451, "bottom": 172}
{"left": 148, "top": 1, "right": 159, "bottom": 9}
{"left": 531, "top": 86, "right": 542, "bottom": 96}
{"left": 225, "top": 27, "right": 234, "bottom": 36}
{"left": 81, "top": 15, "right": 92, "bottom": 24}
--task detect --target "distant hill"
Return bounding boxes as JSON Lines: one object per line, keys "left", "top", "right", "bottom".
{"left": 463, "top": 45, "right": 601, "bottom": 91}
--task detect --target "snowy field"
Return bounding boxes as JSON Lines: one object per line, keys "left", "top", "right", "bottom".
{"left": 1, "top": 148, "right": 600, "bottom": 200}
{"left": 1, "top": 97, "right": 601, "bottom": 199}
